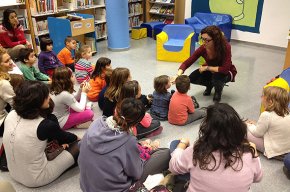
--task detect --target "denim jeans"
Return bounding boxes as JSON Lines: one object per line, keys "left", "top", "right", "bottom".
{"left": 284, "top": 153, "right": 290, "bottom": 171}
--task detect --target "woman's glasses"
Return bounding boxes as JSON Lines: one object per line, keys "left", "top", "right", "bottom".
{"left": 201, "top": 37, "right": 213, "bottom": 43}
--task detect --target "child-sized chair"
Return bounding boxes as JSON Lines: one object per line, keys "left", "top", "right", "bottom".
{"left": 156, "top": 24, "right": 195, "bottom": 63}
{"left": 185, "top": 12, "right": 232, "bottom": 42}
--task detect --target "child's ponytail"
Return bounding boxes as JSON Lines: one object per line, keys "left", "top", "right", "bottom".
{"left": 113, "top": 98, "right": 145, "bottom": 132}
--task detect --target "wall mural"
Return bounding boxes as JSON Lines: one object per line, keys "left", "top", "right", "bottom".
{"left": 191, "top": 0, "right": 264, "bottom": 33}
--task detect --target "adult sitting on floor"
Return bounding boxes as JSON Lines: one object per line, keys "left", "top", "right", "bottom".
{"left": 0, "top": 9, "right": 31, "bottom": 60}
{"left": 3, "top": 81, "right": 79, "bottom": 187}
{"left": 78, "top": 98, "right": 170, "bottom": 192}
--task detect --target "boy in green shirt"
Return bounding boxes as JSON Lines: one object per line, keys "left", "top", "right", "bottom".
{"left": 18, "top": 48, "right": 51, "bottom": 83}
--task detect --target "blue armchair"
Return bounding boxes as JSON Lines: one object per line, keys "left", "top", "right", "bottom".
{"left": 185, "top": 12, "right": 232, "bottom": 41}
{"left": 156, "top": 24, "right": 195, "bottom": 62}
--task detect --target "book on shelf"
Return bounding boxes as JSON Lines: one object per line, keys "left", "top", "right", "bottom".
{"left": 149, "top": 4, "right": 162, "bottom": 13}
{"left": 85, "top": 37, "right": 96, "bottom": 52}
{"left": 164, "top": 6, "right": 174, "bottom": 14}
{"left": 94, "top": 8, "right": 106, "bottom": 21}
{"left": 164, "top": 18, "right": 173, "bottom": 24}
{"left": 159, "top": 6, "right": 167, "bottom": 14}
{"left": 129, "top": 16, "right": 142, "bottom": 28}
{"left": 95, "top": 24, "right": 106, "bottom": 39}
{"left": 129, "top": 3, "right": 143, "bottom": 16}
{"left": 30, "top": 0, "right": 59, "bottom": 15}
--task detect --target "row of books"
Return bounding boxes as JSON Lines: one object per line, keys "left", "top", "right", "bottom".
{"left": 129, "top": 16, "right": 143, "bottom": 28}
{"left": 128, "top": 3, "right": 143, "bottom": 16}
{"left": 85, "top": 37, "right": 96, "bottom": 52}
{"left": 30, "top": 0, "right": 59, "bottom": 15}
{"left": 151, "top": 15, "right": 173, "bottom": 24}
{"left": 31, "top": 18, "right": 49, "bottom": 36}
{"left": 94, "top": 8, "right": 106, "bottom": 21}
{"left": 150, "top": 4, "right": 174, "bottom": 15}
{"left": 63, "top": 0, "right": 105, "bottom": 11}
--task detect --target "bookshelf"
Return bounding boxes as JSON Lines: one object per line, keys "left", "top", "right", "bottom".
{"left": 146, "top": 0, "right": 175, "bottom": 24}
{"left": 0, "top": 1, "right": 30, "bottom": 36}
{"left": 25, "top": 0, "right": 106, "bottom": 54}
{"left": 128, "top": 0, "right": 145, "bottom": 30}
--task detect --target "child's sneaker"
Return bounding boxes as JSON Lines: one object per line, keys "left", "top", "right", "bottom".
{"left": 191, "top": 96, "right": 199, "bottom": 108}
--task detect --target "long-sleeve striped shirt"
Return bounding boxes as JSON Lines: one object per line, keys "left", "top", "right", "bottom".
{"left": 75, "top": 58, "right": 93, "bottom": 83}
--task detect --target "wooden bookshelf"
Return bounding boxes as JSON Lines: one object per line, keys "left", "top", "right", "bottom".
{"left": 146, "top": 0, "right": 175, "bottom": 23}
{"left": 128, "top": 0, "right": 145, "bottom": 29}
{"left": 145, "top": 0, "right": 185, "bottom": 24}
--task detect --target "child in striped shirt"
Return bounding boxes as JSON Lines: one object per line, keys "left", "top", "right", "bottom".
{"left": 75, "top": 45, "right": 93, "bottom": 83}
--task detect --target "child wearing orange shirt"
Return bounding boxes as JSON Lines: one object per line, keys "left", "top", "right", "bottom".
{"left": 168, "top": 75, "right": 206, "bottom": 125}
{"left": 87, "top": 57, "right": 112, "bottom": 101}
{"left": 57, "top": 36, "right": 76, "bottom": 72}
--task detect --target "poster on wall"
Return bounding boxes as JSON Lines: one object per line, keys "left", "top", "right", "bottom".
{"left": 191, "top": 0, "right": 264, "bottom": 33}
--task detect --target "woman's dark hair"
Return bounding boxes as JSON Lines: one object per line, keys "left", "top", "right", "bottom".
{"left": 154, "top": 75, "right": 169, "bottom": 94}
{"left": 13, "top": 81, "right": 50, "bottom": 119}
{"left": 192, "top": 103, "right": 257, "bottom": 171}
{"left": 2, "top": 9, "right": 18, "bottom": 31}
{"left": 39, "top": 99, "right": 55, "bottom": 118}
{"left": 91, "top": 57, "right": 111, "bottom": 80}
{"left": 175, "top": 75, "right": 190, "bottom": 94}
{"left": 18, "top": 48, "right": 34, "bottom": 63}
{"left": 40, "top": 37, "right": 53, "bottom": 51}
{"left": 113, "top": 98, "right": 145, "bottom": 132}
{"left": 50, "top": 66, "right": 74, "bottom": 95}
{"left": 201, "top": 26, "right": 227, "bottom": 66}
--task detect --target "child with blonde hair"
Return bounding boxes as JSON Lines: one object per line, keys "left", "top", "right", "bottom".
{"left": 75, "top": 45, "right": 93, "bottom": 83}
{"left": 247, "top": 86, "right": 290, "bottom": 159}
{"left": 87, "top": 57, "right": 111, "bottom": 101}
{"left": 168, "top": 75, "right": 205, "bottom": 125}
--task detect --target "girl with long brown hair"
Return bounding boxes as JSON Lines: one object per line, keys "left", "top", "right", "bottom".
{"left": 50, "top": 66, "right": 94, "bottom": 130}
{"left": 176, "top": 25, "right": 237, "bottom": 102}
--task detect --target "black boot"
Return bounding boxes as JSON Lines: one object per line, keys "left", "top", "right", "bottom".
{"left": 213, "top": 81, "right": 224, "bottom": 102}
{"left": 203, "top": 85, "right": 213, "bottom": 96}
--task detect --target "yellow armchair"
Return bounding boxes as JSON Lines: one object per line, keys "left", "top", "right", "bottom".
{"left": 156, "top": 24, "right": 195, "bottom": 63}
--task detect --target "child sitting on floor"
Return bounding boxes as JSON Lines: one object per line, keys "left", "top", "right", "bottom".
{"left": 18, "top": 48, "right": 50, "bottom": 83}
{"left": 98, "top": 68, "right": 113, "bottom": 110}
{"left": 150, "top": 75, "right": 172, "bottom": 120}
{"left": 38, "top": 37, "right": 63, "bottom": 77}
{"left": 75, "top": 45, "right": 93, "bottom": 84}
{"left": 168, "top": 75, "right": 205, "bottom": 125}
{"left": 87, "top": 57, "right": 112, "bottom": 102}
{"left": 57, "top": 36, "right": 77, "bottom": 72}
{"left": 103, "top": 67, "right": 131, "bottom": 117}
{"left": 50, "top": 66, "right": 94, "bottom": 130}
{"left": 247, "top": 86, "right": 290, "bottom": 159}
{"left": 118, "top": 80, "right": 163, "bottom": 139}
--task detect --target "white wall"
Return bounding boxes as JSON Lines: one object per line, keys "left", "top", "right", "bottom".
{"left": 0, "top": 0, "right": 22, "bottom": 7}
{"left": 185, "top": 0, "right": 290, "bottom": 48}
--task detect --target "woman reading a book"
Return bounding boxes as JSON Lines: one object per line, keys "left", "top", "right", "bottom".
{"left": 0, "top": 9, "right": 31, "bottom": 60}
{"left": 176, "top": 26, "right": 237, "bottom": 102}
